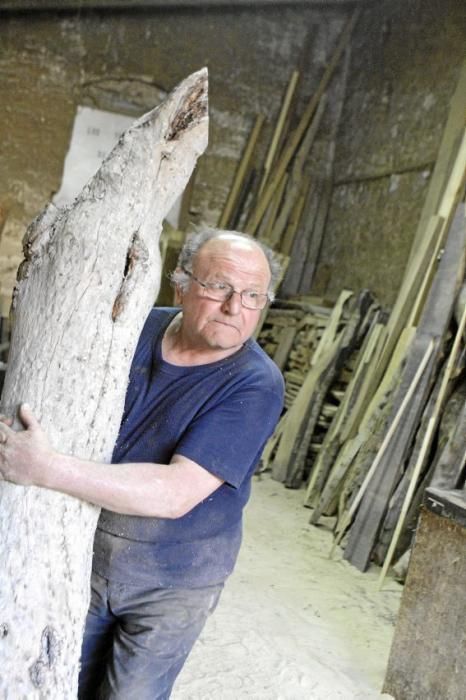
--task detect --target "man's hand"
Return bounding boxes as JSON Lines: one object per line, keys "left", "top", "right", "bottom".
{"left": 0, "top": 404, "right": 54, "bottom": 487}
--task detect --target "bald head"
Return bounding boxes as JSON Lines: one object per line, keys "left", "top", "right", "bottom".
{"left": 172, "top": 227, "right": 282, "bottom": 295}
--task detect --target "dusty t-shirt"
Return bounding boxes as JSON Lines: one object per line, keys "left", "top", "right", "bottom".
{"left": 94, "top": 307, "right": 284, "bottom": 588}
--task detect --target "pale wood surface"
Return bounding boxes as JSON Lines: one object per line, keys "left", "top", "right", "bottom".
{"left": 0, "top": 69, "right": 208, "bottom": 698}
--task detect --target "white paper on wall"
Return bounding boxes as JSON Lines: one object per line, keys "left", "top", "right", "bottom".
{"left": 53, "top": 105, "right": 181, "bottom": 228}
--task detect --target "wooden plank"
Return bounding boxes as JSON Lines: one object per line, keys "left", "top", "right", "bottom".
{"left": 299, "top": 44, "right": 351, "bottom": 293}
{"left": 257, "top": 173, "right": 288, "bottom": 243}
{"left": 257, "top": 70, "right": 300, "bottom": 199}
{"left": 218, "top": 114, "right": 265, "bottom": 229}
{"left": 280, "top": 180, "right": 308, "bottom": 256}
{"left": 325, "top": 327, "right": 424, "bottom": 540}
{"left": 430, "top": 397, "right": 466, "bottom": 490}
{"left": 305, "top": 318, "right": 384, "bottom": 512}
{"left": 299, "top": 177, "right": 333, "bottom": 293}
{"left": 272, "top": 325, "right": 297, "bottom": 371}
{"left": 270, "top": 290, "right": 353, "bottom": 482}
{"left": 269, "top": 96, "right": 327, "bottom": 245}
{"left": 279, "top": 183, "right": 321, "bottom": 297}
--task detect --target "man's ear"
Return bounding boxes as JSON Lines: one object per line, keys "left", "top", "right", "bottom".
{"left": 171, "top": 267, "right": 184, "bottom": 305}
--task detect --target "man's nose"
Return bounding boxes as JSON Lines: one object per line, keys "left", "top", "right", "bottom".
{"left": 221, "top": 290, "right": 243, "bottom": 314}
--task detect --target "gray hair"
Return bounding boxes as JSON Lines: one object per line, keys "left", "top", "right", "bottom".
{"left": 170, "top": 226, "right": 282, "bottom": 301}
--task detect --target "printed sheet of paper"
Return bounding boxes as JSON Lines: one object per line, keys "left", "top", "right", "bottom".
{"left": 53, "top": 106, "right": 181, "bottom": 227}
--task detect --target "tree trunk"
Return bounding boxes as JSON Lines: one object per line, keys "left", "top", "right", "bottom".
{"left": 0, "top": 69, "right": 208, "bottom": 699}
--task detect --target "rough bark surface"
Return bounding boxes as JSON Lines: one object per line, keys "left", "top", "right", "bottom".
{"left": 0, "top": 68, "right": 208, "bottom": 699}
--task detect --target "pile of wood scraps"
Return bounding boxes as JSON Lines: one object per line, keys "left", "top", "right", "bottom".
{"left": 258, "top": 290, "right": 381, "bottom": 486}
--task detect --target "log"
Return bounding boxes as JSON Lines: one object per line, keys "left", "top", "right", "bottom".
{"left": 0, "top": 69, "right": 208, "bottom": 698}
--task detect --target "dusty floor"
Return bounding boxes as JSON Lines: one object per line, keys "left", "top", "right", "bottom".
{"left": 172, "top": 474, "right": 402, "bottom": 700}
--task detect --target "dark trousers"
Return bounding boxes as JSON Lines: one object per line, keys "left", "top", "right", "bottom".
{"left": 78, "top": 571, "right": 223, "bottom": 700}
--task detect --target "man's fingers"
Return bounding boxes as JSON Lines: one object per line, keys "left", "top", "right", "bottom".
{"left": 19, "top": 403, "right": 41, "bottom": 431}
{"left": 0, "top": 415, "right": 13, "bottom": 427}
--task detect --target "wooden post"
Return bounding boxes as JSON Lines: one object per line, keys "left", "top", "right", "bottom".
{"left": 0, "top": 69, "right": 208, "bottom": 698}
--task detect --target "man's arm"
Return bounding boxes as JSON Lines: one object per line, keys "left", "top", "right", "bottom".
{"left": 0, "top": 404, "right": 223, "bottom": 518}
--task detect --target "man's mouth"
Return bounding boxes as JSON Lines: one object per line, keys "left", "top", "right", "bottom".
{"left": 211, "top": 319, "right": 239, "bottom": 330}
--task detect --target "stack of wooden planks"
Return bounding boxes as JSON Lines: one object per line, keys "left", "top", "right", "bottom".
{"left": 257, "top": 290, "right": 381, "bottom": 486}
{"left": 254, "top": 59, "right": 466, "bottom": 582}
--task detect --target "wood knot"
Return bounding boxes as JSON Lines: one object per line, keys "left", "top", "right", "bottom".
{"left": 29, "top": 626, "right": 61, "bottom": 689}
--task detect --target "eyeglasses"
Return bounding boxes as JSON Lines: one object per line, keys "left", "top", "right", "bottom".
{"left": 182, "top": 267, "right": 270, "bottom": 310}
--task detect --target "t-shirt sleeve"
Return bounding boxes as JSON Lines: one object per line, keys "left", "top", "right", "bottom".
{"left": 174, "top": 377, "right": 284, "bottom": 489}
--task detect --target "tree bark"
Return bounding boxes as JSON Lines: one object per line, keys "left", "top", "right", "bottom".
{"left": 0, "top": 68, "right": 208, "bottom": 699}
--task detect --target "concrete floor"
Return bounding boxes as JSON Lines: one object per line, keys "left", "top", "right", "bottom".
{"left": 172, "top": 474, "right": 402, "bottom": 700}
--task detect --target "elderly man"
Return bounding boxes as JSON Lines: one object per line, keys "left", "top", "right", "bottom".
{"left": 0, "top": 228, "right": 284, "bottom": 699}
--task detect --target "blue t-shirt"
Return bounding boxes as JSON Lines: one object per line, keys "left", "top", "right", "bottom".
{"left": 93, "top": 307, "right": 284, "bottom": 588}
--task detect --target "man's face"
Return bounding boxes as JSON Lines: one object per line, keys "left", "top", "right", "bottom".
{"left": 177, "top": 238, "right": 271, "bottom": 354}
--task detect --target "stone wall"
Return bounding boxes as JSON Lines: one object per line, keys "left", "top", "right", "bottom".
{"left": 0, "top": 5, "right": 346, "bottom": 309}
{"left": 0, "top": 1, "right": 464, "bottom": 311}
{"left": 313, "top": 0, "right": 465, "bottom": 307}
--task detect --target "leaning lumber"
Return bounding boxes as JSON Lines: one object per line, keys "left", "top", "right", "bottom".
{"left": 299, "top": 44, "right": 351, "bottom": 294}
{"left": 278, "top": 290, "right": 375, "bottom": 488}
{"left": 245, "top": 9, "right": 359, "bottom": 236}
{"left": 0, "top": 69, "right": 208, "bottom": 698}
{"left": 270, "top": 290, "right": 353, "bottom": 483}
{"left": 429, "top": 386, "right": 466, "bottom": 490}
{"left": 269, "top": 96, "right": 327, "bottom": 246}
{"left": 375, "top": 126, "right": 466, "bottom": 384}
{"left": 257, "top": 70, "right": 300, "bottom": 199}
{"left": 305, "top": 315, "right": 384, "bottom": 513}
{"left": 344, "top": 203, "right": 466, "bottom": 571}
{"left": 218, "top": 114, "right": 264, "bottom": 229}
{"left": 326, "top": 327, "right": 420, "bottom": 545}
{"left": 280, "top": 183, "right": 321, "bottom": 296}
{"left": 407, "top": 59, "right": 466, "bottom": 265}
{"left": 378, "top": 294, "right": 466, "bottom": 588}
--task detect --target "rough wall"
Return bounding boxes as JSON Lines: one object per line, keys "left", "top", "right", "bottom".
{"left": 312, "top": 0, "right": 466, "bottom": 307}
{"left": 1, "top": 2, "right": 465, "bottom": 312}
{"left": 0, "top": 5, "right": 346, "bottom": 309}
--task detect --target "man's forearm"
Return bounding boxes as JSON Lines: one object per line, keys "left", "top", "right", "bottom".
{"left": 0, "top": 404, "right": 223, "bottom": 517}
{"left": 43, "top": 453, "right": 177, "bottom": 516}
{"left": 41, "top": 452, "right": 221, "bottom": 518}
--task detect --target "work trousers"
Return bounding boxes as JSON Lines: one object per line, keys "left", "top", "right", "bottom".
{"left": 78, "top": 570, "right": 223, "bottom": 700}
